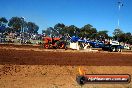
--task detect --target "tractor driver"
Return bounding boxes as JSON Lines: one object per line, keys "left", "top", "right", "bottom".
{"left": 51, "top": 36, "right": 55, "bottom": 45}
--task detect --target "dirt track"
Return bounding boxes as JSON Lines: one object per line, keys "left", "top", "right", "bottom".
{"left": 0, "top": 47, "right": 132, "bottom": 66}
{"left": 0, "top": 45, "right": 132, "bottom": 88}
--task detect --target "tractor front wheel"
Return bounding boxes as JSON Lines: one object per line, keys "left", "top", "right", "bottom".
{"left": 57, "top": 41, "right": 66, "bottom": 49}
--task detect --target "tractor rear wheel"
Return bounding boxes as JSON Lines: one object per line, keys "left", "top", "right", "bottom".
{"left": 44, "top": 43, "right": 50, "bottom": 49}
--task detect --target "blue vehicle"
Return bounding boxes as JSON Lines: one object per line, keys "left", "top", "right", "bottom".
{"left": 89, "top": 41, "right": 104, "bottom": 48}
{"left": 71, "top": 36, "right": 80, "bottom": 42}
{"left": 71, "top": 36, "right": 105, "bottom": 48}
{"left": 70, "top": 36, "right": 91, "bottom": 49}
{"left": 71, "top": 36, "right": 91, "bottom": 44}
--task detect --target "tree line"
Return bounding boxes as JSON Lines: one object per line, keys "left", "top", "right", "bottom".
{"left": 0, "top": 17, "right": 132, "bottom": 44}
{"left": 42, "top": 23, "right": 132, "bottom": 44}
{"left": 42, "top": 23, "right": 109, "bottom": 40}
{"left": 0, "top": 17, "right": 39, "bottom": 34}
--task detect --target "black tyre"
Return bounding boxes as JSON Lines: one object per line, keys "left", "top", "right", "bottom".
{"left": 56, "top": 41, "right": 66, "bottom": 49}
{"left": 117, "top": 46, "right": 122, "bottom": 52}
{"left": 110, "top": 46, "right": 115, "bottom": 52}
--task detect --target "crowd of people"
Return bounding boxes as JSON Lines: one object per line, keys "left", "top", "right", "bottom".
{"left": 0, "top": 32, "right": 43, "bottom": 44}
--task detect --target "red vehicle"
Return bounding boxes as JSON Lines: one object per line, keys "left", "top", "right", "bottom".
{"left": 43, "top": 37, "right": 66, "bottom": 49}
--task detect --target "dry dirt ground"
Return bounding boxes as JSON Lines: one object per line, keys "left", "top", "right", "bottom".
{"left": 0, "top": 44, "right": 132, "bottom": 88}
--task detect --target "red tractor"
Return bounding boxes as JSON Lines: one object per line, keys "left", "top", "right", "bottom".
{"left": 43, "top": 37, "right": 66, "bottom": 49}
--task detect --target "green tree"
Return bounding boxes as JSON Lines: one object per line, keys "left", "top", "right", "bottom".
{"left": 113, "top": 28, "right": 123, "bottom": 40}
{"left": 4, "top": 27, "right": 13, "bottom": 33}
{"left": 66, "top": 25, "right": 79, "bottom": 37}
{"left": 118, "top": 33, "right": 126, "bottom": 42}
{"left": 27, "top": 22, "right": 39, "bottom": 34}
{"left": 53, "top": 23, "right": 65, "bottom": 36}
{"left": 42, "top": 27, "right": 54, "bottom": 37}
{"left": 0, "top": 17, "right": 8, "bottom": 25}
{"left": 113, "top": 29, "right": 131, "bottom": 43}
{"left": 0, "top": 17, "right": 8, "bottom": 33}
{"left": 97, "top": 30, "right": 109, "bottom": 40}
{"left": 129, "top": 38, "right": 132, "bottom": 45}
{"left": 124, "top": 32, "right": 132, "bottom": 44}
{"left": 8, "top": 17, "right": 24, "bottom": 32}
{"left": 113, "top": 30, "right": 132, "bottom": 43}
{"left": 80, "top": 24, "right": 97, "bottom": 38}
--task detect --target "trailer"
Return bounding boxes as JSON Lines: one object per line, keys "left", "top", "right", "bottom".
{"left": 69, "top": 36, "right": 91, "bottom": 50}
{"left": 102, "top": 41, "right": 122, "bottom": 52}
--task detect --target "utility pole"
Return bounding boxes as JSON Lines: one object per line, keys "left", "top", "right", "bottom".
{"left": 117, "top": 0, "right": 123, "bottom": 28}
{"left": 20, "top": 17, "right": 25, "bottom": 44}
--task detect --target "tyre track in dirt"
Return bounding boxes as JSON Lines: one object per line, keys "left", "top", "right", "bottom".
{"left": 0, "top": 48, "right": 132, "bottom": 66}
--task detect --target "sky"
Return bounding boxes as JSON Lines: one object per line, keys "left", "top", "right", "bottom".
{"left": 0, "top": 0, "right": 132, "bottom": 36}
